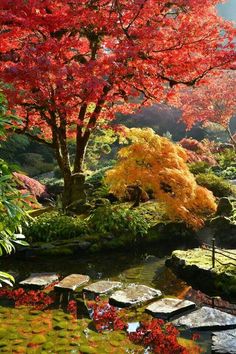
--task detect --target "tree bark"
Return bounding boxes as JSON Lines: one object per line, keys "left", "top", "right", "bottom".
{"left": 227, "top": 125, "right": 236, "bottom": 150}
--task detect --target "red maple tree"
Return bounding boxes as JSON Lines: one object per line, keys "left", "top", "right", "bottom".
{"left": 0, "top": 0, "right": 235, "bottom": 207}
{"left": 168, "top": 70, "right": 236, "bottom": 146}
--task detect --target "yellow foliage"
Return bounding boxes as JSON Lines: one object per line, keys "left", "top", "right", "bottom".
{"left": 105, "top": 128, "right": 217, "bottom": 229}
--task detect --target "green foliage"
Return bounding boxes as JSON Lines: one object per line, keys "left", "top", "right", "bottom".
{"left": 216, "top": 149, "right": 236, "bottom": 169}
{"left": 220, "top": 166, "right": 236, "bottom": 180}
{"left": 230, "top": 200, "right": 236, "bottom": 224}
{"left": 0, "top": 95, "right": 29, "bottom": 285}
{"left": 88, "top": 205, "right": 150, "bottom": 237}
{"left": 53, "top": 166, "right": 63, "bottom": 179}
{"left": 0, "top": 132, "right": 56, "bottom": 177}
{"left": 17, "top": 152, "right": 54, "bottom": 177}
{"left": 0, "top": 159, "right": 28, "bottom": 286}
{"left": 25, "top": 212, "right": 88, "bottom": 242}
{"left": 188, "top": 161, "right": 212, "bottom": 175}
{"left": 196, "top": 173, "right": 234, "bottom": 197}
{"left": 84, "top": 128, "right": 118, "bottom": 170}
{"left": 86, "top": 166, "right": 115, "bottom": 188}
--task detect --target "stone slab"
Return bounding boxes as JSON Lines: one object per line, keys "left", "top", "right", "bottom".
{"left": 173, "top": 306, "right": 236, "bottom": 330}
{"left": 83, "top": 280, "right": 122, "bottom": 295}
{"left": 146, "top": 297, "right": 196, "bottom": 319}
{"left": 212, "top": 329, "right": 236, "bottom": 353}
{"left": 19, "top": 273, "right": 58, "bottom": 289}
{"left": 109, "top": 284, "right": 162, "bottom": 308}
{"left": 54, "top": 274, "right": 90, "bottom": 292}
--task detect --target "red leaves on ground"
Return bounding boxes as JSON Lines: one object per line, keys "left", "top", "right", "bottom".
{"left": 0, "top": 287, "right": 54, "bottom": 310}
{"left": 129, "top": 319, "right": 189, "bottom": 354}
{"left": 87, "top": 299, "right": 127, "bottom": 332}
{"left": 67, "top": 299, "right": 77, "bottom": 318}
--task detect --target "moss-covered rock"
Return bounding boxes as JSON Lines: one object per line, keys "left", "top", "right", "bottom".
{"left": 166, "top": 248, "right": 236, "bottom": 302}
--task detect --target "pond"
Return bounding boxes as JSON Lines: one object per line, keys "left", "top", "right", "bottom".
{"left": 0, "top": 246, "right": 212, "bottom": 353}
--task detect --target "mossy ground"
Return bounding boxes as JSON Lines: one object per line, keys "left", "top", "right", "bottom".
{"left": 168, "top": 248, "right": 236, "bottom": 301}
{"left": 172, "top": 248, "right": 236, "bottom": 276}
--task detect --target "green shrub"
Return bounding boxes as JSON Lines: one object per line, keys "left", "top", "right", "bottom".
{"left": 53, "top": 166, "right": 63, "bottom": 179}
{"left": 88, "top": 205, "right": 150, "bottom": 237}
{"left": 25, "top": 212, "right": 88, "bottom": 242}
{"left": 219, "top": 166, "right": 236, "bottom": 180}
{"left": 196, "top": 173, "right": 234, "bottom": 197}
{"left": 86, "top": 166, "right": 112, "bottom": 188}
{"left": 188, "top": 161, "right": 212, "bottom": 175}
{"left": 216, "top": 149, "right": 236, "bottom": 169}
{"left": 230, "top": 200, "right": 236, "bottom": 224}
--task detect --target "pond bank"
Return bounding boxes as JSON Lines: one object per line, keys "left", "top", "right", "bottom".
{"left": 166, "top": 248, "right": 236, "bottom": 302}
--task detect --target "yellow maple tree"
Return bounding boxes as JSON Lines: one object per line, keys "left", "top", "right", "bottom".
{"left": 105, "top": 128, "right": 217, "bottom": 229}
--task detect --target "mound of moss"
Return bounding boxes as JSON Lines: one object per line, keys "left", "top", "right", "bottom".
{"left": 166, "top": 248, "right": 236, "bottom": 302}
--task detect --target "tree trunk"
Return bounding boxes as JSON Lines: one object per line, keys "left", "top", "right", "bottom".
{"left": 227, "top": 125, "right": 236, "bottom": 150}
{"left": 62, "top": 172, "right": 87, "bottom": 211}
{"left": 61, "top": 136, "right": 89, "bottom": 211}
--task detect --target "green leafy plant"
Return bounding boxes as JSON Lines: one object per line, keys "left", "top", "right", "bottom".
{"left": 219, "top": 166, "right": 236, "bottom": 180}
{"left": 229, "top": 200, "right": 236, "bottom": 224}
{"left": 0, "top": 97, "right": 28, "bottom": 286}
{"left": 196, "top": 173, "right": 234, "bottom": 197}
{"left": 25, "top": 212, "right": 89, "bottom": 242}
{"left": 216, "top": 149, "right": 236, "bottom": 169}
{"left": 0, "top": 159, "right": 29, "bottom": 286}
{"left": 88, "top": 205, "right": 150, "bottom": 237}
{"left": 86, "top": 166, "right": 115, "bottom": 188}
{"left": 188, "top": 161, "right": 212, "bottom": 175}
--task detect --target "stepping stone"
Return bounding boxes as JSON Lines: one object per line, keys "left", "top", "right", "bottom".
{"left": 173, "top": 306, "right": 236, "bottom": 330}
{"left": 83, "top": 280, "right": 122, "bottom": 295}
{"left": 146, "top": 297, "right": 196, "bottom": 319}
{"left": 212, "top": 329, "right": 236, "bottom": 353}
{"left": 54, "top": 274, "right": 90, "bottom": 292}
{"left": 109, "top": 284, "right": 162, "bottom": 308}
{"left": 19, "top": 273, "right": 58, "bottom": 289}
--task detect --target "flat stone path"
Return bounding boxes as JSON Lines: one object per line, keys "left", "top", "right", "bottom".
{"left": 212, "top": 329, "right": 236, "bottom": 353}
{"left": 83, "top": 280, "right": 122, "bottom": 295}
{"left": 146, "top": 297, "right": 195, "bottom": 319}
{"left": 19, "top": 273, "right": 59, "bottom": 289}
{"left": 109, "top": 284, "right": 162, "bottom": 307}
{"left": 54, "top": 274, "right": 90, "bottom": 292}
{"left": 173, "top": 306, "right": 236, "bottom": 330}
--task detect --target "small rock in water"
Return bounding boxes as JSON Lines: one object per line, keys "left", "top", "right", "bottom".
{"left": 173, "top": 306, "right": 236, "bottom": 330}
{"left": 109, "top": 284, "right": 162, "bottom": 307}
{"left": 83, "top": 280, "right": 122, "bottom": 295}
{"left": 146, "top": 297, "right": 195, "bottom": 319}
{"left": 19, "top": 273, "right": 58, "bottom": 289}
{"left": 212, "top": 329, "right": 236, "bottom": 353}
{"left": 54, "top": 274, "right": 90, "bottom": 292}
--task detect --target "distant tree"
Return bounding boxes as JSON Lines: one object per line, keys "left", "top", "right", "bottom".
{"left": 179, "top": 138, "right": 217, "bottom": 165}
{"left": 0, "top": 1, "right": 234, "bottom": 207}
{"left": 105, "top": 128, "right": 217, "bottom": 229}
{"left": 169, "top": 70, "right": 236, "bottom": 147}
